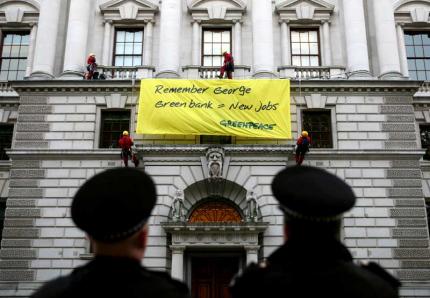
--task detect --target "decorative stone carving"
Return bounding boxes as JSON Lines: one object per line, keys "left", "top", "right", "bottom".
{"left": 100, "top": 0, "right": 159, "bottom": 22}
{"left": 171, "top": 189, "right": 185, "bottom": 222}
{"left": 188, "top": 0, "right": 246, "bottom": 22}
{"left": 246, "top": 190, "right": 258, "bottom": 222}
{"left": 276, "top": 0, "right": 334, "bottom": 22}
{"left": 206, "top": 147, "right": 224, "bottom": 178}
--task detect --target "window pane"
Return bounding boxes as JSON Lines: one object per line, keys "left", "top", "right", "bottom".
{"left": 291, "top": 43, "right": 300, "bottom": 54}
{"left": 222, "top": 44, "right": 230, "bottom": 54}
{"left": 116, "top": 31, "right": 125, "bottom": 42}
{"left": 116, "top": 43, "right": 124, "bottom": 55}
{"left": 310, "top": 56, "right": 319, "bottom": 66}
{"left": 425, "top": 59, "right": 430, "bottom": 69}
{"left": 309, "top": 43, "right": 319, "bottom": 55}
{"left": 222, "top": 31, "right": 230, "bottom": 42}
{"left": 17, "top": 71, "right": 25, "bottom": 80}
{"left": 404, "top": 34, "right": 413, "bottom": 45}
{"left": 415, "top": 46, "right": 424, "bottom": 57}
{"left": 124, "top": 43, "right": 133, "bottom": 54}
{"left": 309, "top": 31, "right": 318, "bottom": 42}
{"left": 1, "top": 59, "right": 10, "bottom": 70}
{"left": 213, "top": 32, "right": 221, "bottom": 42}
{"left": 213, "top": 43, "right": 221, "bottom": 55}
{"left": 406, "top": 46, "right": 415, "bottom": 57}
{"left": 9, "top": 59, "right": 18, "bottom": 70}
{"left": 416, "top": 59, "right": 425, "bottom": 70}
{"left": 204, "top": 30, "right": 212, "bottom": 41}
{"left": 134, "top": 31, "right": 143, "bottom": 42}
{"left": 3, "top": 34, "right": 12, "bottom": 45}
{"left": 10, "top": 46, "right": 19, "bottom": 57}
{"left": 100, "top": 111, "right": 130, "bottom": 148}
{"left": 0, "top": 72, "right": 7, "bottom": 80}
{"left": 423, "top": 34, "right": 430, "bottom": 46}
{"left": 417, "top": 71, "right": 426, "bottom": 80}
{"left": 123, "top": 56, "right": 133, "bottom": 66}
{"left": 408, "top": 59, "right": 416, "bottom": 70}
{"left": 300, "top": 43, "right": 309, "bottom": 54}
{"left": 413, "top": 34, "right": 423, "bottom": 45}
{"left": 302, "top": 110, "right": 332, "bottom": 148}
{"left": 213, "top": 56, "right": 222, "bottom": 66}
{"left": 19, "top": 45, "right": 28, "bottom": 58}
{"left": 133, "top": 56, "right": 142, "bottom": 66}
{"left": 133, "top": 43, "right": 142, "bottom": 55}
{"left": 7, "top": 71, "right": 16, "bottom": 80}
{"left": 409, "top": 70, "right": 417, "bottom": 80}
{"left": 292, "top": 56, "right": 300, "bottom": 66}
{"left": 115, "top": 56, "right": 124, "bottom": 66}
{"left": 21, "top": 35, "right": 29, "bottom": 45}
{"left": 12, "top": 34, "right": 21, "bottom": 44}
{"left": 424, "top": 46, "right": 430, "bottom": 56}
{"left": 299, "top": 32, "right": 308, "bottom": 42}
{"left": 203, "top": 56, "right": 212, "bottom": 66}
{"left": 2, "top": 46, "right": 10, "bottom": 58}
{"left": 204, "top": 43, "right": 212, "bottom": 55}
{"left": 301, "top": 56, "right": 310, "bottom": 66}
{"left": 18, "top": 59, "right": 27, "bottom": 71}
{"left": 291, "top": 31, "right": 300, "bottom": 42}
{"left": 125, "top": 31, "right": 134, "bottom": 42}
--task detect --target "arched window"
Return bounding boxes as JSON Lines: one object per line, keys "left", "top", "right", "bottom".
{"left": 188, "top": 200, "right": 242, "bottom": 223}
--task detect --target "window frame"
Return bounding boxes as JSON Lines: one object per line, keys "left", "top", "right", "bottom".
{"left": 201, "top": 28, "right": 232, "bottom": 67}
{"left": 0, "top": 30, "right": 30, "bottom": 81}
{"left": 290, "top": 28, "right": 321, "bottom": 67}
{"left": 98, "top": 109, "right": 132, "bottom": 149}
{"left": 0, "top": 197, "right": 6, "bottom": 249}
{"left": 112, "top": 27, "right": 144, "bottom": 67}
{"left": 298, "top": 108, "right": 335, "bottom": 149}
{"left": 0, "top": 124, "right": 14, "bottom": 160}
{"left": 404, "top": 30, "right": 430, "bottom": 80}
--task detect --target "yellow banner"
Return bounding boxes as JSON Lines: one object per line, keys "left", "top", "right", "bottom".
{"left": 136, "top": 79, "right": 291, "bottom": 139}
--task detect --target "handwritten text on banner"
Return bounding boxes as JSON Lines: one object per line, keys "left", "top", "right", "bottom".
{"left": 136, "top": 79, "right": 291, "bottom": 139}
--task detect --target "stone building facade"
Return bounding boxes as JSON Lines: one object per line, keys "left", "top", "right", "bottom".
{"left": 0, "top": 0, "right": 429, "bottom": 297}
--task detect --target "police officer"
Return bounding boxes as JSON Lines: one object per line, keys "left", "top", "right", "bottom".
{"left": 230, "top": 166, "right": 400, "bottom": 298}
{"left": 32, "top": 168, "right": 190, "bottom": 298}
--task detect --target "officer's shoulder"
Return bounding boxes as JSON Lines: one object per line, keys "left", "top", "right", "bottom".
{"left": 231, "top": 262, "right": 268, "bottom": 288}
{"left": 359, "top": 261, "right": 401, "bottom": 289}
{"left": 144, "top": 269, "right": 189, "bottom": 293}
{"left": 31, "top": 275, "right": 71, "bottom": 298}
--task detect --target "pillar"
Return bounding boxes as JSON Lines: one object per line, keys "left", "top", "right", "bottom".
{"left": 341, "top": 0, "right": 371, "bottom": 78}
{"left": 396, "top": 23, "right": 409, "bottom": 78}
{"left": 233, "top": 20, "right": 242, "bottom": 65}
{"left": 102, "top": 20, "right": 112, "bottom": 66}
{"left": 191, "top": 20, "right": 199, "bottom": 65}
{"left": 280, "top": 21, "right": 290, "bottom": 65}
{"left": 171, "top": 246, "right": 185, "bottom": 281}
{"left": 61, "top": 0, "right": 92, "bottom": 78}
{"left": 245, "top": 245, "right": 259, "bottom": 265}
{"left": 251, "top": 0, "right": 275, "bottom": 77}
{"left": 144, "top": 21, "right": 154, "bottom": 65}
{"left": 30, "top": 0, "right": 62, "bottom": 79}
{"left": 322, "top": 21, "right": 332, "bottom": 66}
{"left": 157, "top": 0, "right": 182, "bottom": 77}
{"left": 372, "top": 0, "right": 402, "bottom": 78}
{"left": 25, "top": 23, "right": 37, "bottom": 77}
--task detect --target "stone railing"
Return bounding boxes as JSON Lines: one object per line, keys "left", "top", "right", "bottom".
{"left": 182, "top": 65, "right": 252, "bottom": 79}
{"left": 278, "top": 66, "right": 347, "bottom": 80}
{"left": 0, "top": 81, "right": 18, "bottom": 97}
{"left": 414, "top": 81, "right": 430, "bottom": 97}
{"left": 97, "top": 65, "right": 155, "bottom": 80}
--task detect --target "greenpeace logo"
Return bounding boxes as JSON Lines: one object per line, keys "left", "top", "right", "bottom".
{"left": 220, "top": 120, "right": 277, "bottom": 131}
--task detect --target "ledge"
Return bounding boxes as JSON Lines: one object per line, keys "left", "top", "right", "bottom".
{"left": 161, "top": 221, "right": 269, "bottom": 233}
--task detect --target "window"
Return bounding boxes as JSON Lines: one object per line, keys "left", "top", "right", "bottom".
{"left": 426, "top": 198, "right": 430, "bottom": 236}
{"left": 0, "top": 124, "right": 13, "bottom": 160}
{"left": 302, "top": 110, "right": 332, "bottom": 148}
{"left": 100, "top": 110, "right": 130, "bottom": 148}
{"left": 0, "top": 198, "right": 6, "bottom": 248}
{"left": 0, "top": 32, "right": 30, "bottom": 80}
{"left": 200, "top": 135, "right": 232, "bottom": 144}
{"left": 420, "top": 125, "right": 430, "bottom": 149}
{"left": 202, "top": 29, "right": 231, "bottom": 67}
{"left": 291, "top": 29, "right": 320, "bottom": 67}
{"left": 114, "top": 29, "right": 143, "bottom": 67}
{"left": 405, "top": 32, "right": 430, "bottom": 80}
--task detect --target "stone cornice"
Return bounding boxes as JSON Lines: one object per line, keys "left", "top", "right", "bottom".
{"left": 9, "top": 79, "right": 423, "bottom": 95}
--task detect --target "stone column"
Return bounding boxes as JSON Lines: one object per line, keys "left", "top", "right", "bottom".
{"left": 61, "top": 0, "right": 92, "bottom": 78}
{"left": 171, "top": 246, "right": 185, "bottom": 281}
{"left": 144, "top": 21, "right": 154, "bottom": 65}
{"left": 341, "top": 0, "right": 371, "bottom": 78}
{"left": 322, "top": 21, "right": 332, "bottom": 66}
{"left": 192, "top": 20, "right": 200, "bottom": 65}
{"left": 396, "top": 23, "right": 409, "bottom": 78}
{"left": 25, "top": 23, "right": 38, "bottom": 77}
{"left": 233, "top": 20, "right": 242, "bottom": 65}
{"left": 157, "top": 0, "right": 182, "bottom": 77}
{"left": 372, "top": 0, "right": 402, "bottom": 78}
{"left": 280, "top": 21, "right": 290, "bottom": 66}
{"left": 251, "top": 0, "right": 275, "bottom": 77}
{"left": 30, "top": 0, "right": 62, "bottom": 79}
{"left": 245, "top": 245, "right": 259, "bottom": 265}
{"left": 102, "top": 20, "right": 112, "bottom": 66}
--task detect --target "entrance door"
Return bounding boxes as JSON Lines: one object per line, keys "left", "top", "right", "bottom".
{"left": 191, "top": 256, "right": 239, "bottom": 298}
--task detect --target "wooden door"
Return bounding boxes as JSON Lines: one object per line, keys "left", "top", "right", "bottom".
{"left": 191, "top": 257, "right": 239, "bottom": 298}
